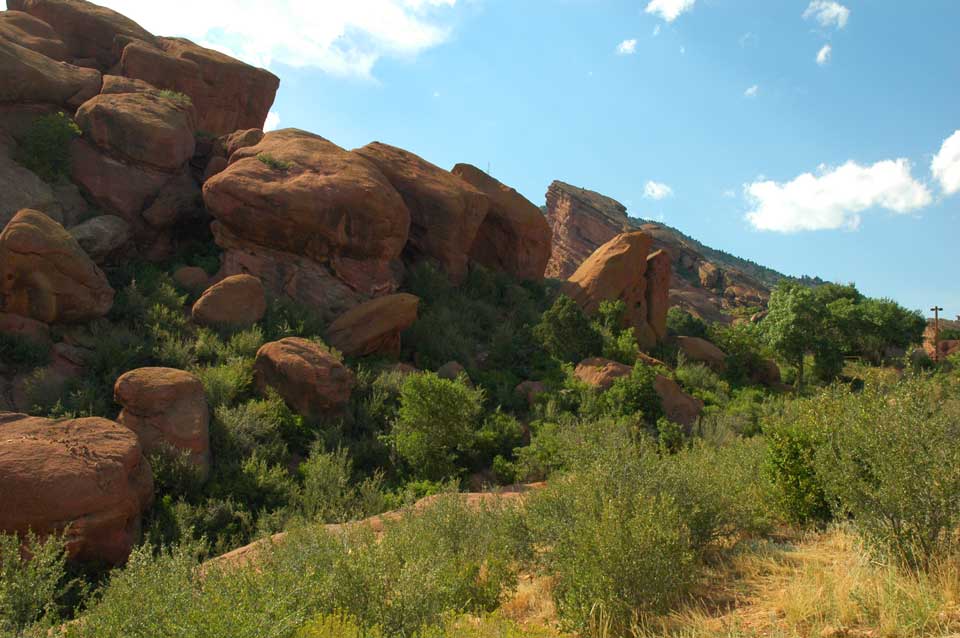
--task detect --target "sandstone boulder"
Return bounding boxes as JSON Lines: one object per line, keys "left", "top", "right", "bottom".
{"left": 69, "top": 137, "right": 169, "bottom": 221}
{"left": 0, "top": 412, "right": 153, "bottom": 564}
{"left": 100, "top": 74, "right": 154, "bottom": 95}
{"left": 0, "top": 36, "right": 100, "bottom": 108}
{"left": 677, "top": 336, "right": 728, "bottom": 373}
{"left": 172, "top": 266, "right": 209, "bottom": 294}
{"left": 0, "top": 150, "right": 61, "bottom": 228}
{"left": 653, "top": 375, "right": 703, "bottom": 429}
{"left": 0, "top": 10, "right": 66, "bottom": 60}
{"left": 203, "top": 155, "right": 228, "bottom": 181}
{"left": 191, "top": 274, "right": 266, "bottom": 328}
{"left": 645, "top": 249, "right": 671, "bottom": 341}
{"left": 354, "top": 142, "right": 488, "bottom": 283}
{"left": 120, "top": 37, "right": 279, "bottom": 135}
{"left": 75, "top": 91, "right": 196, "bottom": 172}
{"left": 574, "top": 357, "right": 632, "bottom": 391}
{"left": 114, "top": 367, "right": 210, "bottom": 477}
{"left": 698, "top": 262, "right": 721, "bottom": 289}
{"left": 750, "top": 358, "right": 782, "bottom": 387}
{"left": 451, "top": 163, "right": 551, "bottom": 281}
{"left": 221, "top": 128, "right": 263, "bottom": 157}
{"left": 437, "top": 361, "right": 469, "bottom": 383}
{"left": 563, "top": 231, "right": 658, "bottom": 349}
{"left": 203, "top": 130, "right": 410, "bottom": 309}
{"left": 68, "top": 214, "right": 130, "bottom": 263}
{"left": 515, "top": 380, "right": 547, "bottom": 407}
{"left": 8, "top": 0, "right": 156, "bottom": 69}
{"left": 0, "top": 209, "right": 113, "bottom": 323}
{"left": 325, "top": 293, "right": 419, "bottom": 358}
{"left": 253, "top": 338, "right": 355, "bottom": 418}
{"left": 0, "top": 311, "right": 50, "bottom": 344}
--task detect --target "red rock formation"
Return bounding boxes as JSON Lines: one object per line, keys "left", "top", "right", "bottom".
{"left": 0, "top": 35, "right": 100, "bottom": 108}
{"left": 114, "top": 367, "right": 211, "bottom": 478}
{"left": 646, "top": 249, "right": 671, "bottom": 341}
{"left": 354, "top": 142, "right": 488, "bottom": 283}
{"left": 653, "top": 375, "right": 703, "bottom": 428}
{"left": 574, "top": 357, "right": 632, "bottom": 390}
{"left": 325, "top": 293, "right": 420, "bottom": 358}
{"left": 253, "top": 338, "right": 355, "bottom": 418}
{"left": 0, "top": 412, "right": 154, "bottom": 564}
{"left": 451, "top": 163, "right": 551, "bottom": 281}
{"left": 191, "top": 274, "right": 266, "bottom": 329}
{"left": 0, "top": 10, "right": 66, "bottom": 60}
{"left": 676, "top": 336, "right": 728, "bottom": 373}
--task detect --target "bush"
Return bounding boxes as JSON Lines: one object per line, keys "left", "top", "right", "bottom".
{"left": 392, "top": 372, "right": 485, "bottom": 481}
{"left": 0, "top": 334, "right": 51, "bottom": 372}
{"left": 256, "top": 152, "right": 291, "bottom": 170}
{"left": 533, "top": 295, "right": 602, "bottom": 364}
{"left": 195, "top": 359, "right": 253, "bottom": 409}
{"left": 15, "top": 112, "right": 81, "bottom": 183}
{"left": 666, "top": 307, "right": 708, "bottom": 339}
{"left": 298, "top": 444, "right": 385, "bottom": 524}
{"left": 0, "top": 532, "right": 70, "bottom": 635}
{"left": 592, "top": 361, "right": 664, "bottom": 426}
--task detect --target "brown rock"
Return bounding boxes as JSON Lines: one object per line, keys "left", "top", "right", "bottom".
{"left": 99, "top": 74, "right": 154, "bottom": 95}
{"left": 0, "top": 10, "right": 66, "bottom": 60}
{"left": 750, "top": 358, "right": 782, "bottom": 387}
{"left": 204, "top": 130, "right": 410, "bottom": 305}
{"left": 191, "top": 274, "right": 266, "bottom": 328}
{"left": 253, "top": 338, "right": 355, "bottom": 418}
{"left": 574, "top": 357, "right": 632, "bottom": 391}
{"left": 325, "top": 293, "right": 419, "bottom": 358}
{"left": 203, "top": 155, "right": 228, "bottom": 181}
{"left": 75, "top": 91, "right": 196, "bottom": 172}
{"left": 172, "top": 266, "right": 209, "bottom": 293}
{"left": 69, "top": 137, "right": 169, "bottom": 220}
{"left": 120, "top": 37, "right": 279, "bottom": 135}
{"left": 0, "top": 209, "right": 113, "bottom": 323}
{"left": 698, "top": 262, "right": 721, "bottom": 289}
{"left": 451, "top": 163, "right": 551, "bottom": 280}
{"left": 0, "top": 412, "right": 153, "bottom": 564}
{"left": 654, "top": 375, "right": 703, "bottom": 429}
{"left": 515, "top": 380, "right": 547, "bottom": 406}
{"left": 140, "top": 171, "right": 201, "bottom": 229}
{"left": 0, "top": 150, "right": 61, "bottom": 228}
{"left": 0, "top": 311, "right": 50, "bottom": 344}
{"left": 677, "top": 336, "right": 728, "bottom": 373}
{"left": 354, "top": 142, "right": 488, "bottom": 283}
{"left": 645, "top": 249, "right": 672, "bottom": 341}
{"left": 8, "top": 0, "right": 156, "bottom": 70}
{"left": 563, "top": 231, "right": 657, "bottom": 349}
{"left": 0, "top": 36, "right": 100, "bottom": 108}
{"left": 437, "top": 361, "right": 468, "bottom": 382}
{"left": 221, "top": 128, "right": 264, "bottom": 158}
{"left": 114, "top": 367, "right": 210, "bottom": 477}
{"left": 68, "top": 214, "right": 131, "bottom": 263}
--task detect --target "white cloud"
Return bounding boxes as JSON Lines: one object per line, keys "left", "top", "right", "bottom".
{"left": 645, "top": 0, "right": 696, "bottom": 23}
{"left": 263, "top": 111, "right": 281, "bottom": 131}
{"left": 89, "top": 0, "right": 461, "bottom": 78}
{"left": 644, "top": 180, "right": 674, "bottom": 200}
{"left": 744, "top": 84, "right": 759, "bottom": 98}
{"left": 803, "top": 1, "right": 850, "bottom": 29}
{"left": 932, "top": 130, "right": 960, "bottom": 196}
{"left": 816, "top": 44, "right": 832, "bottom": 65}
{"left": 616, "top": 39, "right": 637, "bottom": 55}
{"left": 745, "top": 159, "right": 932, "bottom": 232}
{"left": 652, "top": 25, "right": 661, "bottom": 37}
{"left": 723, "top": 189, "right": 736, "bottom": 198}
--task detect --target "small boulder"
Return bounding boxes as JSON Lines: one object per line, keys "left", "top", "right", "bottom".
{"left": 221, "top": 128, "right": 264, "bottom": 157}
{"left": 574, "top": 357, "right": 632, "bottom": 391}
{"left": 203, "top": 155, "right": 228, "bottom": 181}
{"left": 750, "top": 358, "right": 782, "bottom": 387}
{"left": 191, "top": 274, "right": 266, "bottom": 328}
{"left": 68, "top": 214, "right": 131, "bottom": 263}
{"left": 172, "top": 266, "right": 209, "bottom": 294}
{"left": 114, "top": 367, "right": 211, "bottom": 478}
{"left": 437, "top": 361, "right": 469, "bottom": 383}
{"left": 99, "top": 74, "right": 155, "bottom": 95}
{"left": 0, "top": 412, "right": 154, "bottom": 564}
{"left": 0, "top": 209, "right": 114, "bottom": 323}
{"left": 325, "top": 293, "right": 420, "bottom": 358}
{"left": 515, "top": 380, "right": 547, "bottom": 406}
{"left": 676, "top": 336, "right": 728, "bottom": 374}
{"left": 253, "top": 338, "right": 355, "bottom": 418}
{"left": 0, "top": 311, "right": 50, "bottom": 344}
{"left": 654, "top": 375, "right": 703, "bottom": 429}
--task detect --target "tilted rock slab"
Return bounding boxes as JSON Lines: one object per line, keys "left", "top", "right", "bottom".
{"left": 325, "top": 293, "right": 419, "bottom": 358}
{"left": 254, "top": 338, "right": 355, "bottom": 419}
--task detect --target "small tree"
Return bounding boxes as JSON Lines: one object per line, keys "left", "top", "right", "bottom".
{"left": 761, "top": 283, "right": 824, "bottom": 389}
{"left": 533, "top": 295, "right": 603, "bottom": 364}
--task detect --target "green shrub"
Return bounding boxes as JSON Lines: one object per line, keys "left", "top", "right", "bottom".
{"left": 666, "top": 307, "right": 708, "bottom": 339}
{"left": 257, "top": 152, "right": 291, "bottom": 170}
{"left": 0, "top": 334, "right": 51, "bottom": 372}
{"left": 195, "top": 359, "right": 253, "bottom": 409}
{"left": 594, "top": 299, "right": 640, "bottom": 365}
{"left": 15, "top": 112, "right": 81, "bottom": 183}
{"left": 0, "top": 532, "right": 70, "bottom": 635}
{"left": 392, "top": 372, "right": 485, "bottom": 481}
{"left": 533, "top": 295, "right": 602, "bottom": 364}
{"left": 152, "top": 89, "right": 193, "bottom": 107}
{"left": 592, "top": 361, "right": 664, "bottom": 425}
{"left": 298, "top": 444, "right": 385, "bottom": 524}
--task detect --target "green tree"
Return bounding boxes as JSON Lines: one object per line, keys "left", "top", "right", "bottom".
{"left": 761, "top": 282, "right": 824, "bottom": 389}
{"left": 533, "top": 295, "right": 602, "bottom": 364}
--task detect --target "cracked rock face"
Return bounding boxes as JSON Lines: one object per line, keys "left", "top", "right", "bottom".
{"left": 0, "top": 208, "right": 114, "bottom": 323}
{"left": 0, "top": 412, "right": 154, "bottom": 564}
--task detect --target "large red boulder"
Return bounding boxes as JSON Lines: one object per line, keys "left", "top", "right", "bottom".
{"left": 325, "top": 293, "right": 420, "bottom": 358}
{"left": 253, "top": 338, "right": 355, "bottom": 418}
{"left": 0, "top": 412, "right": 154, "bottom": 564}
{"left": 114, "top": 367, "right": 211, "bottom": 478}
{"left": 574, "top": 357, "right": 632, "bottom": 391}
{"left": 120, "top": 37, "right": 279, "bottom": 135}
{"left": 0, "top": 36, "right": 100, "bottom": 108}
{"left": 191, "top": 274, "right": 266, "bottom": 329}
{"left": 676, "top": 336, "right": 728, "bottom": 374}
{"left": 0, "top": 10, "right": 66, "bottom": 60}
{"left": 0, "top": 209, "right": 113, "bottom": 323}
{"left": 354, "top": 142, "right": 488, "bottom": 283}
{"left": 645, "top": 249, "right": 672, "bottom": 341}
{"left": 653, "top": 375, "right": 703, "bottom": 429}
{"left": 203, "top": 130, "right": 410, "bottom": 313}
{"left": 451, "top": 163, "right": 551, "bottom": 281}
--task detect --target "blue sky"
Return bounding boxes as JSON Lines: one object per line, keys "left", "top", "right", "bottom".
{"left": 9, "top": 0, "right": 958, "bottom": 318}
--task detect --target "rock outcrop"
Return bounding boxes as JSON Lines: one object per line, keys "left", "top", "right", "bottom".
{"left": 0, "top": 209, "right": 113, "bottom": 323}
{"left": 325, "top": 293, "right": 419, "bottom": 358}
{"left": 451, "top": 163, "right": 551, "bottom": 281}
{"left": 0, "top": 412, "right": 153, "bottom": 564}
{"left": 191, "top": 274, "right": 266, "bottom": 328}
{"left": 253, "top": 338, "right": 355, "bottom": 418}
{"left": 653, "top": 375, "right": 703, "bottom": 429}
{"left": 645, "top": 249, "right": 672, "bottom": 341}
{"left": 0, "top": 35, "right": 100, "bottom": 108}
{"left": 68, "top": 214, "right": 130, "bottom": 263}
{"left": 203, "top": 130, "right": 410, "bottom": 317}
{"left": 574, "top": 357, "right": 632, "bottom": 390}
{"left": 0, "top": 10, "right": 66, "bottom": 60}
{"left": 114, "top": 367, "right": 211, "bottom": 477}
{"left": 676, "top": 336, "right": 728, "bottom": 373}
{"left": 354, "top": 142, "right": 488, "bottom": 283}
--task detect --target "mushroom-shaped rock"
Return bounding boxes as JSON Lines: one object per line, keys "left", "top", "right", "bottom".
{"left": 7, "top": 0, "right": 156, "bottom": 70}
{"left": 68, "top": 214, "right": 130, "bottom": 263}
{"left": 563, "top": 231, "right": 657, "bottom": 349}
{"left": 203, "top": 130, "right": 411, "bottom": 307}
{"left": 0, "top": 412, "right": 154, "bottom": 564}
{"left": 114, "top": 367, "right": 211, "bottom": 478}
{"left": 191, "top": 274, "right": 266, "bottom": 328}
{"left": 325, "top": 293, "right": 420, "bottom": 358}
{"left": 0, "top": 209, "right": 114, "bottom": 323}
{"left": 354, "top": 142, "right": 489, "bottom": 283}
{"left": 0, "top": 10, "right": 67, "bottom": 60}
{"left": 451, "top": 163, "right": 551, "bottom": 281}
{"left": 0, "top": 36, "right": 100, "bottom": 108}
{"left": 120, "top": 37, "right": 279, "bottom": 136}
{"left": 645, "top": 249, "right": 672, "bottom": 341}
{"left": 75, "top": 92, "right": 196, "bottom": 172}
{"left": 653, "top": 375, "right": 703, "bottom": 429}
{"left": 574, "top": 357, "right": 632, "bottom": 391}
{"left": 676, "top": 336, "right": 728, "bottom": 374}
{"left": 253, "top": 338, "right": 355, "bottom": 418}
